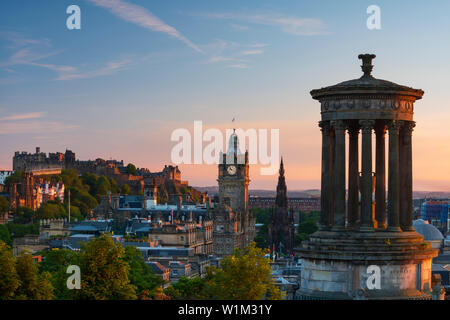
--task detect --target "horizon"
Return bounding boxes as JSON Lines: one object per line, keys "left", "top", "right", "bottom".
{"left": 1, "top": 0, "right": 450, "bottom": 191}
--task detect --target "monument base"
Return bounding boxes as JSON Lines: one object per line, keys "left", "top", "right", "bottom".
{"left": 295, "top": 230, "right": 438, "bottom": 300}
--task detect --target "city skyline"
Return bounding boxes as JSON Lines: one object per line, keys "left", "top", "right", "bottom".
{"left": 1, "top": 0, "right": 450, "bottom": 191}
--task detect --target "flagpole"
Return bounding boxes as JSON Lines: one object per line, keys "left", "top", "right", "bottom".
{"left": 68, "top": 189, "right": 71, "bottom": 223}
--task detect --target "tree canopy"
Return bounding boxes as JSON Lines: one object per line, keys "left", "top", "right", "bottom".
{"left": 164, "top": 242, "right": 283, "bottom": 300}
{"left": 0, "top": 240, "right": 54, "bottom": 300}
{"left": 76, "top": 234, "right": 137, "bottom": 300}
{"left": 126, "top": 163, "right": 137, "bottom": 175}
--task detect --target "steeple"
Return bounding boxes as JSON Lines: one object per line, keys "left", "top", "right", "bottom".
{"left": 275, "top": 157, "right": 287, "bottom": 208}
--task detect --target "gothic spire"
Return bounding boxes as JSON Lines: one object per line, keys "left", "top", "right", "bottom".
{"left": 275, "top": 157, "right": 287, "bottom": 208}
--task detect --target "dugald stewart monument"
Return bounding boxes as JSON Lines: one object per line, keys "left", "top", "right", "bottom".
{"left": 295, "top": 54, "right": 439, "bottom": 300}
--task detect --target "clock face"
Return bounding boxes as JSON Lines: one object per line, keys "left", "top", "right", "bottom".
{"left": 227, "top": 165, "right": 237, "bottom": 175}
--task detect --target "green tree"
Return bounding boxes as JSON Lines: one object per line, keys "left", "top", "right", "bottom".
{"left": 204, "top": 243, "right": 283, "bottom": 300}
{"left": 0, "top": 241, "right": 19, "bottom": 299}
{"left": 126, "top": 163, "right": 137, "bottom": 175}
{"left": 252, "top": 207, "right": 271, "bottom": 225}
{"left": 254, "top": 223, "right": 269, "bottom": 249}
{"left": 14, "top": 253, "right": 54, "bottom": 300}
{"left": 123, "top": 246, "right": 163, "bottom": 298}
{"left": 37, "top": 202, "right": 67, "bottom": 219}
{"left": 109, "top": 177, "right": 119, "bottom": 193}
{"left": 0, "top": 224, "right": 12, "bottom": 245}
{"left": 0, "top": 195, "right": 9, "bottom": 213}
{"left": 76, "top": 234, "right": 137, "bottom": 300}
{"left": 3, "top": 171, "right": 24, "bottom": 193}
{"left": 67, "top": 187, "right": 98, "bottom": 217}
{"left": 295, "top": 219, "right": 318, "bottom": 245}
{"left": 120, "top": 184, "right": 131, "bottom": 195}
{"left": 7, "top": 222, "right": 39, "bottom": 240}
{"left": 39, "top": 249, "right": 78, "bottom": 300}
{"left": 94, "top": 175, "right": 111, "bottom": 199}
{"left": 81, "top": 172, "right": 98, "bottom": 194}
{"left": 164, "top": 276, "right": 206, "bottom": 300}
{"left": 13, "top": 206, "right": 36, "bottom": 224}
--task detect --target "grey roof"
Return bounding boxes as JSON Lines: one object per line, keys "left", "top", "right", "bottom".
{"left": 70, "top": 225, "right": 98, "bottom": 231}
{"left": 413, "top": 219, "right": 444, "bottom": 241}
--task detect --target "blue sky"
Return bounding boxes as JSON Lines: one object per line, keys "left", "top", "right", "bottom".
{"left": 1, "top": 0, "right": 450, "bottom": 190}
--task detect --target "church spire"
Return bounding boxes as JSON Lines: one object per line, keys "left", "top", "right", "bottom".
{"left": 275, "top": 157, "right": 287, "bottom": 208}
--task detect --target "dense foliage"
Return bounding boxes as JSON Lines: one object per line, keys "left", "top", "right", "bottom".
{"left": 164, "top": 243, "right": 283, "bottom": 300}
{"left": 0, "top": 241, "right": 54, "bottom": 300}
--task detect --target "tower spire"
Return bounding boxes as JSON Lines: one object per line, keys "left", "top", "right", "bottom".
{"left": 275, "top": 157, "right": 287, "bottom": 208}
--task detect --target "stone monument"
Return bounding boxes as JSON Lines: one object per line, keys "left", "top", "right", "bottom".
{"left": 295, "top": 54, "right": 439, "bottom": 299}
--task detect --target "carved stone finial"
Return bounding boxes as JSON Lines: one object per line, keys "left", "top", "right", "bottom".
{"left": 358, "top": 54, "right": 376, "bottom": 77}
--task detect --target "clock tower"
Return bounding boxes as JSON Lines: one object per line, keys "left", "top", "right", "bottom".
{"left": 217, "top": 130, "right": 249, "bottom": 212}
{"left": 213, "top": 130, "right": 254, "bottom": 256}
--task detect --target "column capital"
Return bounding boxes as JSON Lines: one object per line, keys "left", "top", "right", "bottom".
{"left": 359, "top": 120, "right": 375, "bottom": 133}
{"left": 388, "top": 120, "right": 402, "bottom": 133}
{"left": 375, "top": 122, "right": 388, "bottom": 136}
{"left": 319, "top": 120, "right": 331, "bottom": 134}
{"left": 347, "top": 124, "right": 360, "bottom": 136}
{"left": 400, "top": 121, "right": 416, "bottom": 134}
{"left": 330, "top": 120, "right": 346, "bottom": 132}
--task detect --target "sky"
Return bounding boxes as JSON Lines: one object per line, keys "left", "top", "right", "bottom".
{"left": 0, "top": 0, "right": 449, "bottom": 191}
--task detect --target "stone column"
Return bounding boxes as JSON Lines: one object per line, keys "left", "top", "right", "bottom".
{"left": 387, "top": 120, "right": 402, "bottom": 232}
{"left": 319, "top": 121, "right": 332, "bottom": 230}
{"left": 375, "top": 122, "right": 387, "bottom": 229}
{"left": 329, "top": 128, "right": 335, "bottom": 228}
{"left": 331, "top": 120, "right": 346, "bottom": 230}
{"left": 347, "top": 124, "right": 359, "bottom": 229}
{"left": 400, "top": 121, "right": 415, "bottom": 231}
{"left": 359, "top": 120, "right": 375, "bottom": 231}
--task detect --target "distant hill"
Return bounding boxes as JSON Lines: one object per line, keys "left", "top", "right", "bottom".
{"left": 194, "top": 186, "right": 320, "bottom": 198}
{"left": 194, "top": 187, "right": 450, "bottom": 199}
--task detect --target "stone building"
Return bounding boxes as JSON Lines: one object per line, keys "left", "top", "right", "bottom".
{"left": 295, "top": 54, "right": 439, "bottom": 300}
{"left": 39, "top": 218, "right": 70, "bottom": 239}
{"left": 212, "top": 130, "right": 255, "bottom": 256}
{"left": 146, "top": 221, "right": 214, "bottom": 255}
{"left": 250, "top": 196, "right": 320, "bottom": 214}
{"left": 268, "top": 158, "right": 296, "bottom": 255}
{"left": 9, "top": 173, "right": 64, "bottom": 210}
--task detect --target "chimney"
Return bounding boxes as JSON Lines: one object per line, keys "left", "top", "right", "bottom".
{"left": 36, "top": 147, "right": 40, "bottom": 154}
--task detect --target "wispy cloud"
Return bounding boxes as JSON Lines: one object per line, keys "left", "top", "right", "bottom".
{"left": 196, "top": 12, "right": 327, "bottom": 36}
{"left": 207, "top": 56, "right": 234, "bottom": 64}
{"left": 55, "top": 58, "right": 133, "bottom": 81}
{"left": 201, "top": 39, "right": 267, "bottom": 69}
{"left": 0, "top": 111, "right": 76, "bottom": 135}
{"left": 0, "top": 31, "right": 51, "bottom": 49}
{"left": 0, "top": 32, "right": 134, "bottom": 82}
{"left": 230, "top": 23, "right": 249, "bottom": 31}
{"left": 0, "top": 121, "right": 77, "bottom": 135}
{"left": 227, "top": 64, "right": 248, "bottom": 69}
{"left": 0, "top": 112, "right": 45, "bottom": 121}
{"left": 87, "top": 0, "right": 202, "bottom": 53}
{"left": 241, "top": 50, "right": 263, "bottom": 56}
